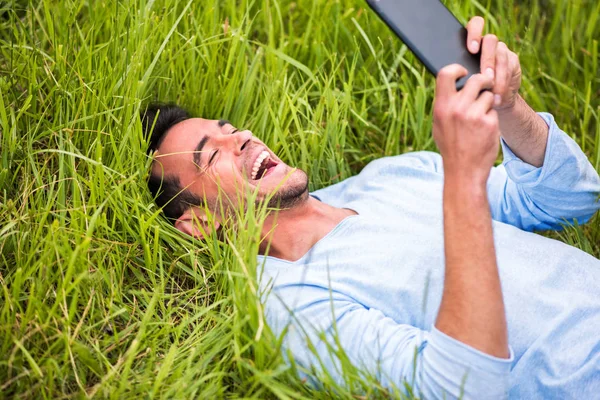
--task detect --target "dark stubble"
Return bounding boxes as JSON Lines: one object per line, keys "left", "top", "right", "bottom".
{"left": 265, "top": 169, "right": 309, "bottom": 210}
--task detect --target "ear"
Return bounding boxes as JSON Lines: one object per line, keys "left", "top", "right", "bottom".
{"left": 175, "top": 207, "right": 221, "bottom": 240}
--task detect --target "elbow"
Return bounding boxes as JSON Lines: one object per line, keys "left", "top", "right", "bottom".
{"left": 516, "top": 191, "right": 600, "bottom": 232}
{"left": 414, "top": 329, "right": 512, "bottom": 399}
{"left": 418, "top": 355, "right": 511, "bottom": 400}
{"left": 552, "top": 201, "right": 600, "bottom": 231}
{"left": 576, "top": 210, "right": 599, "bottom": 227}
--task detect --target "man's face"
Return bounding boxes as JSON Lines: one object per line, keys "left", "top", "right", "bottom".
{"left": 152, "top": 118, "right": 309, "bottom": 214}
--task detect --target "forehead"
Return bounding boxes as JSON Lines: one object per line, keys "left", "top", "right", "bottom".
{"left": 152, "top": 118, "right": 224, "bottom": 176}
{"left": 157, "top": 117, "right": 222, "bottom": 155}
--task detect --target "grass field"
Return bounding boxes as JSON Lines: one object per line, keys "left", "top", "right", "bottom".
{"left": 1, "top": 0, "right": 599, "bottom": 398}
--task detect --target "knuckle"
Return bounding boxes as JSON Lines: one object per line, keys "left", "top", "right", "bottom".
{"left": 481, "top": 91, "right": 494, "bottom": 102}
{"left": 484, "top": 33, "right": 498, "bottom": 42}
{"left": 485, "top": 116, "right": 499, "bottom": 130}
{"left": 474, "top": 110, "right": 486, "bottom": 122}
{"left": 450, "top": 107, "right": 463, "bottom": 119}
{"left": 497, "top": 76, "right": 508, "bottom": 89}
{"left": 478, "top": 74, "right": 490, "bottom": 84}
{"left": 469, "top": 74, "right": 491, "bottom": 88}
{"left": 465, "top": 74, "right": 480, "bottom": 85}
{"left": 438, "top": 68, "right": 450, "bottom": 79}
{"left": 433, "top": 104, "right": 446, "bottom": 120}
{"left": 513, "top": 53, "right": 520, "bottom": 64}
{"left": 465, "top": 112, "right": 477, "bottom": 123}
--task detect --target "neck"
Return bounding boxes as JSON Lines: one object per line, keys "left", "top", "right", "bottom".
{"left": 259, "top": 196, "right": 356, "bottom": 262}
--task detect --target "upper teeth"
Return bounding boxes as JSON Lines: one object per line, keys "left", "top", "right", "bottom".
{"left": 251, "top": 150, "right": 270, "bottom": 180}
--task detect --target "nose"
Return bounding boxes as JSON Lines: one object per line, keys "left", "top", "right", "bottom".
{"left": 213, "top": 128, "right": 253, "bottom": 155}
{"left": 231, "top": 129, "right": 253, "bottom": 156}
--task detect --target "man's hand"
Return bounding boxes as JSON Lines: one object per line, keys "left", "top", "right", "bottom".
{"left": 466, "top": 16, "right": 522, "bottom": 111}
{"left": 464, "top": 16, "right": 549, "bottom": 168}
{"left": 433, "top": 64, "right": 500, "bottom": 186}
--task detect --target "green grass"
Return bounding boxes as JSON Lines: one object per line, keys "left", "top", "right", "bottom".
{"left": 1, "top": 0, "right": 599, "bottom": 398}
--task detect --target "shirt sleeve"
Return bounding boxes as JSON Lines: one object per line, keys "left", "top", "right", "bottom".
{"left": 268, "top": 287, "right": 513, "bottom": 399}
{"left": 486, "top": 112, "right": 600, "bottom": 231}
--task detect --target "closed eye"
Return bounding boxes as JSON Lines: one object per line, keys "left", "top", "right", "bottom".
{"left": 241, "top": 139, "right": 250, "bottom": 151}
{"left": 209, "top": 150, "right": 219, "bottom": 165}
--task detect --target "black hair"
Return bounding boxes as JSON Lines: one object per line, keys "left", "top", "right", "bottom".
{"left": 141, "top": 103, "right": 204, "bottom": 221}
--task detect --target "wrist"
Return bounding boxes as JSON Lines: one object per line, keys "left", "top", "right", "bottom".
{"left": 497, "top": 94, "right": 543, "bottom": 131}
{"left": 443, "top": 173, "right": 488, "bottom": 204}
{"left": 496, "top": 93, "right": 523, "bottom": 116}
{"left": 443, "top": 166, "right": 489, "bottom": 192}
{"left": 496, "top": 94, "right": 549, "bottom": 167}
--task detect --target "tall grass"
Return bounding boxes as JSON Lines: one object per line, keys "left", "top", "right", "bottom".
{"left": 0, "top": 0, "right": 598, "bottom": 398}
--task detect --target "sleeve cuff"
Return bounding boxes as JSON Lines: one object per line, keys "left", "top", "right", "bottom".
{"left": 500, "top": 112, "right": 556, "bottom": 188}
{"left": 429, "top": 326, "right": 514, "bottom": 375}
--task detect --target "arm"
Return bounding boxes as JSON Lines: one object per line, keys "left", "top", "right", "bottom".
{"left": 463, "top": 17, "right": 600, "bottom": 230}
{"left": 487, "top": 112, "right": 600, "bottom": 231}
{"left": 437, "top": 176, "right": 508, "bottom": 358}
{"left": 432, "top": 65, "right": 509, "bottom": 359}
{"left": 419, "top": 112, "right": 600, "bottom": 231}
{"left": 466, "top": 17, "right": 549, "bottom": 167}
{"left": 497, "top": 95, "right": 548, "bottom": 167}
{"left": 268, "top": 290, "right": 513, "bottom": 399}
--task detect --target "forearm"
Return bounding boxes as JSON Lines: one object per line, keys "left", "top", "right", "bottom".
{"left": 498, "top": 95, "right": 549, "bottom": 167}
{"left": 435, "top": 176, "right": 509, "bottom": 359}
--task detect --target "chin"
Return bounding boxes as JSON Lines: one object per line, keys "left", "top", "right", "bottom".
{"left": 264, "top": 169, "right": 309, "bottom": 209}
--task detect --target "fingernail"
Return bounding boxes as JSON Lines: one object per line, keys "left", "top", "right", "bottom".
{"left": 485, "top": 68, "right": 495, "bottom": 79}
{"left": 471, "top": 40, "right": 479, "bottom": 52}
{"left": 494, "top": 94, "right": 502, "bottom": 106}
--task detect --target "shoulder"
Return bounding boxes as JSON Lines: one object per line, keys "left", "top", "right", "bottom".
{"left": 311, "top": 151, "right": 443, "bottom": 205}
{"left": 359, "top": 151, "right": 443, "bottom": 176}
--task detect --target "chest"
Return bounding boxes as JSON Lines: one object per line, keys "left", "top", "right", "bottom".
{"left": 289, "top": 211, "right": 447, "bottom": 328}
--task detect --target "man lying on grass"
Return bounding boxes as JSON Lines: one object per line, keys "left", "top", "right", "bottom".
{"left": 142, "top": 17, "right": 600, "bottom": 399}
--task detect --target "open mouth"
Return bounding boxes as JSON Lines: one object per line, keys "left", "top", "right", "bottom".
{"left": 251, "top": 150, "right": 278, "bottom": 180}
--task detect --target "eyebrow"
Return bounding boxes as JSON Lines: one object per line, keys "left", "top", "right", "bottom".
{"left": 193, "top": 120, "right": 231, "bottom": 167}
{"left": 193, "top": 135, "right": 209, "bottom": 167}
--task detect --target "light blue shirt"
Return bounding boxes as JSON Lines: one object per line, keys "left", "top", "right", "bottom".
{"left": 258, "top": 113, "right": 600, "bottom": 399}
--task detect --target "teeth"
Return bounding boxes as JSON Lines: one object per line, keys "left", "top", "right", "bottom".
{"left": 251, "top": 150, "right": 269, "bottom": 180}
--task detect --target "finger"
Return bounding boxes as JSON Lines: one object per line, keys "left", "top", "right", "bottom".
{"left": 480, "top": 34, "right": 499, "bottom": 79}
{"left": 494, "top": 42, "right": 509, "bottom": 105}
{"left": 466, "top": 16, "right": 485, "bottom": 53}
{"left": 508, "top": 51, "right": 520, "bottom": 75}
{"left": 436, "top": 64, "right": 469, "bottom": 99}
{"left": 460, "top": 73, "right": 494, "bottom": 102}
{"left": 470, "top": 90, "right": 495, "bottom": 115}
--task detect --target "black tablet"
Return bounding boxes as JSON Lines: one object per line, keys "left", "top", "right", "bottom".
{"left": 366, "top": 0, "right": 482, "bottom": 90}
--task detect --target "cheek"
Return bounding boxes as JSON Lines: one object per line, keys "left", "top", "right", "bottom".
{"left": 186, "top": 177, "right": 212, "bottom": 201}
{"left": 210, "top": 165, "right": 247, "bottom": 193}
